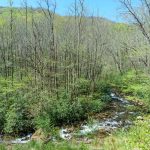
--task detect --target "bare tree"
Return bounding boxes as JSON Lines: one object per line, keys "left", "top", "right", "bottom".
{"left": 119, "top": 0, "right": 150, "bottom": 43}
{"left": 119, "top": 0, "right": 150, "bottom": 73}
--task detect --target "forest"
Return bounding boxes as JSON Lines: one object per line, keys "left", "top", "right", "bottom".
{"left": 0, "top": 0, "right": 149, "bottom": 150}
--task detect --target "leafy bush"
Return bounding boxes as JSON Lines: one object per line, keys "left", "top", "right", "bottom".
{"left": 74, "top": 78, "right": 91, "bottom": 95}
{"left": 33, "top": 87, "right": 108, "bottom": 132}
{"left": 0, "top": 99, "right": 6, "bottom": 131}
{"left": 79, "top": 96, "right": 106, "bottom": 114}
{"left": 3, "top": 92, "right": 33, "bottom": 134}
{"left": 34, "top": 113, "right": 54, "bottom": 134}
{"left": 0, "top": 76, "right": 110, "bottom": 134}
{"left": 34, "top": 91, "right": 86, "bottom": 128}
{"left": 0, "top": 78, "right": 33, "bottom": 134}
{"left": 95, "top": 80, "right": 111, "bottom": 93}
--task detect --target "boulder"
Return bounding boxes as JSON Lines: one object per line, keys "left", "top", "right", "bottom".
{"left": 59, "top": 128, "right": 72, "bottom": 140}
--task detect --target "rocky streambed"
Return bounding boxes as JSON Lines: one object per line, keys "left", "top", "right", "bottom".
{"left": 59, "top": 93, "right": 138, "bottom": 141}
{"left": 0, "top": 93, "right": 141, "bottom": 144}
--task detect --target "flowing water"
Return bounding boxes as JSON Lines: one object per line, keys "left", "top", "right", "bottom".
{"left": 0, "top": 93, "right": 139, "bottom": 144}
{"left": 59, "top": 93, "right": 138, "bottom": 140}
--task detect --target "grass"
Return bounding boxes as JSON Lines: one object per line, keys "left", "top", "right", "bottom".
{"left": 0, "top": 141, "right": 88, "bottom": 150}
{"left": 102, "top": 115, "right": 150, "bottom": 150}
{"left": 109, "top": 71, "right": 150, "bottom": 112}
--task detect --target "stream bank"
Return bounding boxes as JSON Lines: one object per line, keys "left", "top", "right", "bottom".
{"left": 0, "top": 93, "right": 143, "bottom": 145}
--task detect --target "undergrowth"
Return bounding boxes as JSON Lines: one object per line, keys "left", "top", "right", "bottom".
{"left": 103, "top": 115, "right": 150, "bottom": 150}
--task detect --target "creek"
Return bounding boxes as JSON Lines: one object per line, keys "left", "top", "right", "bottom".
{"left": 0, "top": 93, "right": 140, "bottom": 144}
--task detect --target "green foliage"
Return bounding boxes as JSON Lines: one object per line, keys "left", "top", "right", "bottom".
{"left": 108, "top": 71, "right": 150, "bottom": 111}
{"left": 11, "top": 141, "right": 88, "bottom": 150}
{"left": 103, "top": 115, "right": 150, "bottom": 150}
{"left": 0, "top": 100, "right": 6, "bottom": 131}
{"left": 0, "top": 81, "right": 29, "bottom": 133}
{"left": 0, "top": 75, "right": 109, "bottom": 134}
{"left": 2, "top": 92, "right": 33, "bottom": 134}
{"left": 74, "top": 78, "right": 90, "bottom": 95}
{"left": 4, "top": 96, "right": 31, "bottom": 133}
{"left": 113, "top": 23, "right": 131, "bottom": 32}
{"left": 79, "top": 95, "right": 105, "bottom": 114}
{"left": 34, "top": 90, "right": 86, "bottom": 129}
{"left": 34, "top": 114, "right": 54, "bottom": 134}
{"left": 0, "top": 77, "right": 25, "bottom": 95}
{"left": 33, "top": 79, "right": 109, "bottom": 132}
{"left": 0, "top": 144, "right": 6, "bottom": 150}
{"left": 95, "top": 80, "right": 111, "bottom": 93}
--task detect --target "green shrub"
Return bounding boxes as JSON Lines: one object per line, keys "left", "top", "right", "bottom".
{"left": 95, "top": 80, "right": 111, "bottom": 93}
{"left": 79, "top": 96, "right": 105, "bottom": 114}
{"left": 34, "top": 113, "right": 54, "bottom": 133}
{"left": 0, "top": 77, "right": 110, "bottom": 134}
{"left": 34, "top": 88, "right": 108, "bottom": 132}
{"left": 34, "top": 91, "right": 86, "bottom": 127}
{"left": 4, "top": 92, "right": 33, "bottom": 134}
{"left": 0, "top": 77, "right": 32, "bottom": 134}
{"left": 0, "top": 99, "right": 6, "bottom": 131}
{"left": 74, "top": 78, "right": 90, "bottom": 95}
